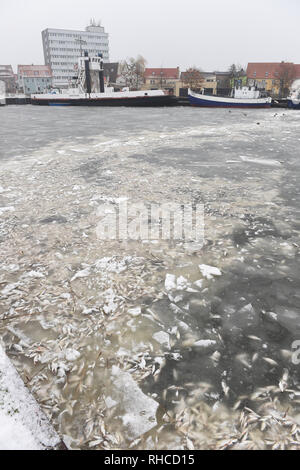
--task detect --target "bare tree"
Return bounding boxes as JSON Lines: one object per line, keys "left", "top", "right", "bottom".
{"left": 228, "top": 63, "right": 244, "bottom": 78}
{"left": 182, "top": 67, "right": 204, "bottom": 91}
{"left": 228, "top": 63, "right": 238, "bottom": 79}
{"left": 228, "top": 63, "right": 246, "bottom": 88}
{"left": 119, "top": 56, "right": 147, "bottom": 90}
{"left": 278, "top": 62, "right": 296, "bottom": 98}
{"left": 135, "top": 55, "right": 147, "bottom": 89}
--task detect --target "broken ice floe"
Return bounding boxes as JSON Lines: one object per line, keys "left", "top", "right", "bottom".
{"left": 165, "top": 274, "right": 176, "bottom": 291}
{"left": 0, "top": 206, "right": 15, "bottom": 216}
{"left": 1, "top": 283, "right": 21, "bottom": 296}
{"left": 70, "top": 267, "right": 91, "bottom": 282}
{"left": 128, "top": 307, "right": 142, "bottom": 317}
{"left": 95, "top": 256, "right": 131, "bottom": 274}
{"left": 104, "top": 396, "right": 118, "bottom": 409}
{"left": 111, "top": 366, "right": 159, "bottom": 440}
{"left": 199, "top": 264, "right": 222, "bottom": 280}
{"left": 194, "top": 280, "right": 203, "bottom": 289}
{"left": 152, "top": 331, "right": 171, "bottom": 350}
{"left": 240, "top": 156, "right": 282, "bottom": 167}
{"left": 165, "top": 274, "right": 190, "bottom": 291}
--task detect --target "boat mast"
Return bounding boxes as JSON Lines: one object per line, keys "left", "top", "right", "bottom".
{"left": 98, "top": 53, "right": 105, "bottom": 93}
{"left": 75, "top": 37, "right": 87, "bottom": 57}
{"left": 83, "top": 51, "right": 92, "bottom": 96}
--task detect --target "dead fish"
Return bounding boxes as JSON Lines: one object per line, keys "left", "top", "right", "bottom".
{"left": 279, "top": 369, "right": 289, "bottom": 393}
{"left": 236, "top": 354, "right": 252, "bottom": 369}
{"left": 263, "top": 357, "right": 279, "bottom": 367}
{"left": 247, "top": 335, "right": 262, "bottom": 342}
{"left": 222, "top": 380, "right": 230, "bottom": 397}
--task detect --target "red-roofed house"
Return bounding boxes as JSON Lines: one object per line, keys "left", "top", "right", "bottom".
{"left": 247, "top": 62, "right": 300, "bottom": 97}
{"left": 294, "top": 64, "right": 300, "bottom": 79}
{"left": 18, "top": 65, "right": 52, "bottom": 95}
{"left": 143, "top": 67, "right": 180, "bottom": 94}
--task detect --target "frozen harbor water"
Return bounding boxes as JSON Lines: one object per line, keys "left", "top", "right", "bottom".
{"left": 0, "top": 105, "right": 300, "bottom": 449}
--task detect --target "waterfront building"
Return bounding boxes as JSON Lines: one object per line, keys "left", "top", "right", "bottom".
{"left": 18, "top": 65, "right": 52, "bottom": 95}
{"left": 0, "top": 65, "right": 17, "bottom": 94}
{"left": 177, "top": 70, "right": 217, "bottom": 97}
{"left": 214, "top": 71, "right": 231, "bottom": 96}
{"left": 143, "top": 68, "right": 180, "bottom": 94}
{"left": 247, "top": 62, "right": 300, "bottom": 97}
{"left": 200, "top": 72, "right": 217, "bottom": 95}
{"left": 42, "top": 21, "right": 109, "bottom": 87}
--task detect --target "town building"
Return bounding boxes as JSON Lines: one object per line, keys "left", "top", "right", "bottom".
{"left": 18, "top": 65, "right": 52, "bottom": 95}
{"left": 42, "top": 21, "right": 109, "bottom": 87}
{"left": 230, "top": 69, "right": 247, "bottom": 89}
{"left": 247, "top": 62, "right": 300, "bottom": 97}
{"left": 0, "top": 65, "right": 17, "bottom": 94}
{"left": 143, "top": 68, "right": 180, "bottom": 94}
{"left": 215, "top": 71, "right": 231, "bottom": 96}
{"left": 200, "top": 72, "right": 217, "bottom": 95}
{"left": 177, "top": 71, "right": 217, "bottom": 97}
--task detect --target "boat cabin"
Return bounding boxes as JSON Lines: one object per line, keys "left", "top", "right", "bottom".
{"left": 234, "top": 86, "right": 260, "bottom": 99}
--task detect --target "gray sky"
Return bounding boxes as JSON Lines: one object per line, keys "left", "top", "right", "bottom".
{"left": 1, "top": 0, "right": 300, "bottom": 72}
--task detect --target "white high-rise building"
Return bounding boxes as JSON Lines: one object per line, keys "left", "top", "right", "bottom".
{"left": 42, "top": 22, "right": 109, "bottom": 87}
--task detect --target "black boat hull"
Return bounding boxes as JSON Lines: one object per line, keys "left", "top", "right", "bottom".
{"left": 31, "top": 95, "right": 177, "bottom": 107}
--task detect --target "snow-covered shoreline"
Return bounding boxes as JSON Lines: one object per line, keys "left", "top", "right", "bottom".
{"left": 0, "top": 343, "right": 60, "bottom": 450}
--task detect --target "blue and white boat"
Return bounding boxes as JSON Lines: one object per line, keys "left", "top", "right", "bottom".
{"left": 287, "top": 84, "right": 300, "bottom": 109}
{"left": 188, "top": 87, "right": 272, "bottom": 108}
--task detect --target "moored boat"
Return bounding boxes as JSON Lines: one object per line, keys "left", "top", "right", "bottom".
{"left": 188, "top": 87, "right": 272, "bottom": 108}
{"left": 31, "top": 52, "right": 175, "bottom": 107}
{"left": 287, "top": 86, "right": 300, "bottom": 109}
{"left": 31, "top": 89, "right": 174, "bottom": 107}
{"left": 0, "top": 80, "right": 6, "bottom": 106}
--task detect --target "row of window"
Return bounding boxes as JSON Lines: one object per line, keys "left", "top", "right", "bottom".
{"left": 53, "top": 77, "right": 72, "bottom": 80}
{"left": 49, "top": 51, "right": 108, "bottom": 57}
{"left": 253, "top": 71, "right": 279, "bottom": 78}
{"left": 26, "top": 87, "right": 50, "bottom": 91}
{"left": 52, "top": 69, "right": 74, "bottom": 74}
{"left": 48, "top": 48, "right": 108, "bottom": 53}
{"left": 47, "top": 33, "right": 106, "bottom": 40}
{"left": 48, "top": 40, "right": 108, "bottom": 47}
{"left": 22, "top": 78, "right": 52, "bottom": 82}
{"left": 149, "top": 79, "right": 178, "bottom": 84}
{"left": 51, "top": 62, "right": 77, "bottom": 66}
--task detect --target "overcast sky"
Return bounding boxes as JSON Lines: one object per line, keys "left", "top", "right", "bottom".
{"left": 1, "top": 0, "right": 300, "bottom": 72}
